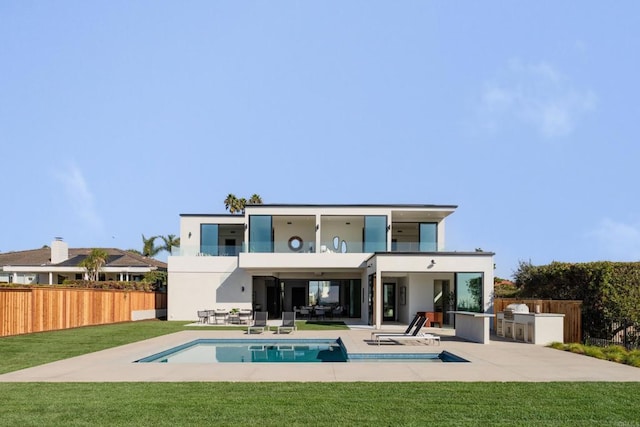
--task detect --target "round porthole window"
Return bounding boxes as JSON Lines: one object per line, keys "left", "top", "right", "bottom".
{"left": 288, "top": 236, "right": 303, "bottom": 252}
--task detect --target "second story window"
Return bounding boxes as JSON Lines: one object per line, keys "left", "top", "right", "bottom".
{"left": 419, "top": 223, "right": 437, "bottom": 252}
{"left": 364, "top": 215, "right": 387, "bottom": 252}
{"left": 201, "top": 224, "right": 219, "bottom": 256}
{"left": 249, "top": 215, "right": 273, "bottom": 253}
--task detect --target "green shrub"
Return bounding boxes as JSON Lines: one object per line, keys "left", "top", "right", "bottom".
{"left": 61, "top": 280, "right": 154, "bottom": 292}
{"left": 514, "top": 260, "right": 640, "bottom": 340}
{"left": 549, "top": 341, "right": 566, "bottom": 350}
{"left": 602, "top": 345, "right": 627, "bottom": 363}
{"left": 567, "top": 343, "right": 586, "bottom": 354}
{"left": 583, "top": 346, "right": 607, "bottom": 360}
{"left": 624, "top": 350, "right": 640, "bottom": 368}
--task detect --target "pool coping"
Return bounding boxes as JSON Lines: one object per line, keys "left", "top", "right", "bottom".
{"left": 1, "top": 328, "right": 640, "bottom": 382}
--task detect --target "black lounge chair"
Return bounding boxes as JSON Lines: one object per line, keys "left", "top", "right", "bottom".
{"left": 372, "top": 317, "right": 427, "bottom": 345}
{"left": 370, "top": 314, "right": 422, "bottom": 341}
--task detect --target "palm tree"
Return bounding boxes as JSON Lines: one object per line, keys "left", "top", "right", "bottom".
{"left": 78, "top": 248, "right": 109, "bottom": 281}
{"left": 224, "top": 194, "right": 240, "bottom": 214}
{"left": 142, "top": 234, "right": 161, "bottom": 258}
{"left": 224, "top": 193, "right": 263, "bottom": 214}
{"left": 160, "top": 234, "right": 180, "bottom": 255}
{"left": 248, "top": 194, "right": 263, "bottom": 205}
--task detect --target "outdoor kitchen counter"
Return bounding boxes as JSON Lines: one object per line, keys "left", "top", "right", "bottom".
{"left": 448, "top": 311, "right": 495, "bottom": 344}
{"left": 497, "top": 312, "right": 565, "bottom": 345}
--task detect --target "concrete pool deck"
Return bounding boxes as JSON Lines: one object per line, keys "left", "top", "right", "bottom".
{"left": 1, "top": 326, "right": 640, "bottom": 382}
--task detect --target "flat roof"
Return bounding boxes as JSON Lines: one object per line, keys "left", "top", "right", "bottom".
{"left": 181, "top": 204, "right": 458, "bottom": 218}
{"left": 246, "top": 203, "right": 458, "bottom": 209}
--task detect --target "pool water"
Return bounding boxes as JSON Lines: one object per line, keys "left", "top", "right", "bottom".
{"left": 135, "top": 339, "right": 468, "bottom": 363}
{"left": 137, "top": 339, "right": 346, "bottom": 363}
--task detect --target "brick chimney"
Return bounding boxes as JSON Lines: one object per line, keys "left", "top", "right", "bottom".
{"left": 51, "top": 237, "right": 69, "bottom": 264}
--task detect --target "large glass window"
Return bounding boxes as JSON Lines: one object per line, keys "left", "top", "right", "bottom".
{"left": 364, "top": 215, "right": 387, "bottom": 252}
{"left": 419, "top": 223, "right": 437, "bottom": 252}
{"left": 200, "top": 224, "right": 219, "bottom": 255}
{"left": 249, "top": 215, "right": 273, "bottom": 253}
{"left": 455, "top": 272, "right": 483, "bottom": 313}
{"left": 308, "top": 281, "right": 340, "bottom": 306}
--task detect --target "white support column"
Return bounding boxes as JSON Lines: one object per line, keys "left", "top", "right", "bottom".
{"left": 48, "top": 272, "right": 53, "bottom": 285}
{"left": 315, "top": 214, "right": 321, "bottom": 253}
{"left": 375, "top": 270, "right": 383, "bottom": 329}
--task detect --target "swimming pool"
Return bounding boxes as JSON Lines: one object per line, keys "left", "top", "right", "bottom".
{"left": 135, "top": 339, "right": 468, "bottom": 363}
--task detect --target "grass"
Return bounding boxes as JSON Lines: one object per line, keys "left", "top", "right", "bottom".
{"left": 296, "top": 320, "right": 349, "bottom": 330}
{"left": 1, "top": 382, "right": 640, "bottom": 426}
{"left": 2, "top": 322, "right": 640, "bottom": 425}
{"left": 549, "top": 342, "right": 640, "bottom": 368}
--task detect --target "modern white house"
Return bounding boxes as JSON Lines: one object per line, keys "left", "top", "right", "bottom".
{"left": 0, "top": 239, "right": 167, "bottom": 285}
{"left": 168, "top": 204, "right": 494, "bottom": 329}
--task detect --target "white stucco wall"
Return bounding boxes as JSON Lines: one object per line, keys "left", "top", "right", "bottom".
{"left": 168, "top": 256, "right": 251, "bottom": 320}
{"left": 272, "top": 216, "right": 315, "bottom": 253}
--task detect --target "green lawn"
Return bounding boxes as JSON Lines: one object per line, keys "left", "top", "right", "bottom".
{"left": 1, "top": 382, "right": 640, "bottom": 426}
{"left": 1, "top": 321, "right": 640, "bottom": 426}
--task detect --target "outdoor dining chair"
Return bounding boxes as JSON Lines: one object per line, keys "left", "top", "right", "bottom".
{"left": 197, "top": 310, "right": 209, "bottom": 324}
{"left": 238, "top": 310, "right": 252, "bottom": 325}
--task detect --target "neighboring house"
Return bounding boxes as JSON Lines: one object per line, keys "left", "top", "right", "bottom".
{"left": 168, "top": 204, "right": 495, "bottom": 329}
{"left": 0, "top": 239, "right": 167, "bottom": 285}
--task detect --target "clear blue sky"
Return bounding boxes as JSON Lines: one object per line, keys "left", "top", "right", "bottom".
{"left": 2, "top": 1, "right": 639, "bottom": 279}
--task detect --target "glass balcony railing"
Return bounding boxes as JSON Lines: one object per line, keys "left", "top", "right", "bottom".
{"left": 171, "top": 241, "right": 446, "bottom": 256}
{"left": 171, "top": 245, "right": 243, "bottom": 257}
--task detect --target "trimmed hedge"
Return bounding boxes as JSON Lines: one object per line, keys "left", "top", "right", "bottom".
{"left": 61, "top": 280, "right": 155, "bottom": 292}
{"left": 514, "top": 261, "right": 640, "bottom": 340}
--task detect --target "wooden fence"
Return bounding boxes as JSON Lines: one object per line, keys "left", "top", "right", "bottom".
{"left": 494, "top": 298, "right": 583, "bottom": 343}
{"left": 0, "top": 287, "right": 167, "bottom": 337}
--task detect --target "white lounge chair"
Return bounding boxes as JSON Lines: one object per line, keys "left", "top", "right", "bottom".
{"left": 388, "top": 332, "right": 441, "bottom": 345}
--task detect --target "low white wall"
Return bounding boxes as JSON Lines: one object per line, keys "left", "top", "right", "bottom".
{"left": 132, "top": 309, "right": 167, "bottom": 321}
{"left": 453, "top": 311, "right": 493, "bottom": 344}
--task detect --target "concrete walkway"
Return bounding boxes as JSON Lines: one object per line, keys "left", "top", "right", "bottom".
{"left": 1, "top": 327, "right": 640, "bottom": 382}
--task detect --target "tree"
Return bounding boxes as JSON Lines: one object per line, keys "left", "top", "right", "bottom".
{"left": 160, "top": 234, "right": 180, "bottom": 255}
{"left": 78, "top": 248, "right": 109, "bottom": 281}
{"left": 248, "top": 193, "right": 263, "bottom": 205}
{"left": 224, "top": 194, "right": 241, "bottom": 214}
{"left": 142, "top": 234, "right": 161, "bottom": 258}
{"left": 224, "top": 193, "right": 263, "bottom": 214}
